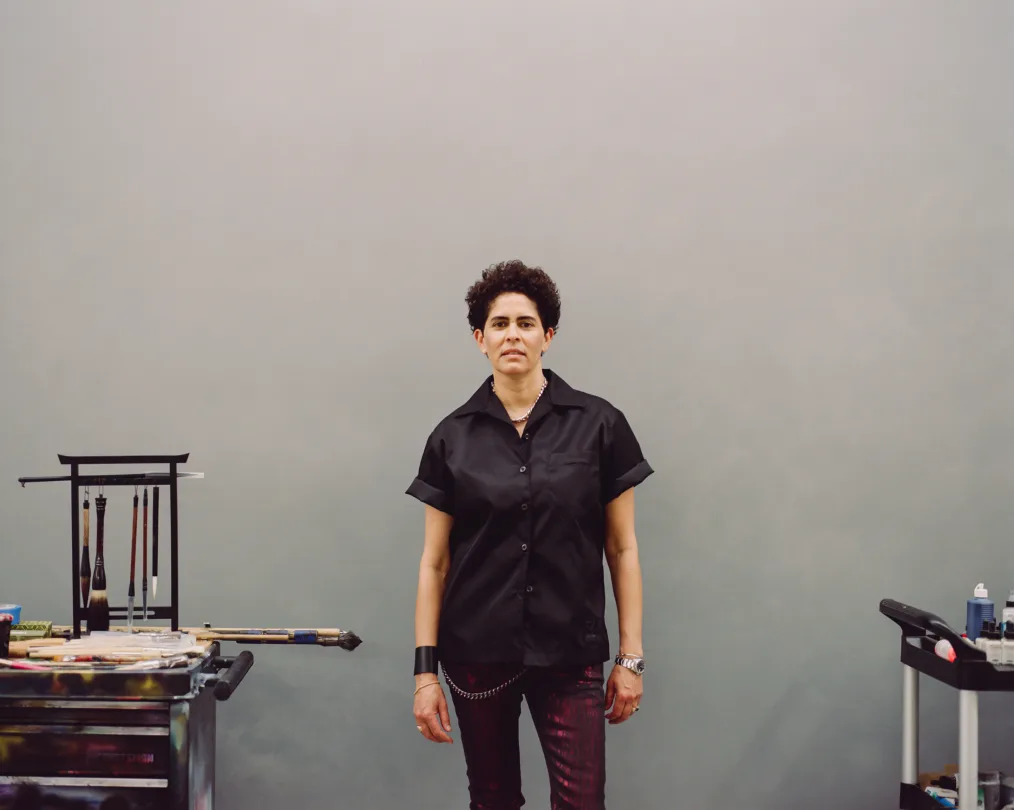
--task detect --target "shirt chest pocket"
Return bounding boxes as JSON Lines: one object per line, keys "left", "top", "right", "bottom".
{"left": 547, "top": 452, "right": 601, "bottom": 514}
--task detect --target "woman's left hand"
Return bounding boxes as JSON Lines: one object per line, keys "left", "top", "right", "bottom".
{"left": 604, "top": 665, "right": 642, "bottom": 724}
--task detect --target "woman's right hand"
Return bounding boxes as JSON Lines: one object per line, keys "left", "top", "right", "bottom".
{"left": 414, "top": 677, "right": 453, "bottom": 743}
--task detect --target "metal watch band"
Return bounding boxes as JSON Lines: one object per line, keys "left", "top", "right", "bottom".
{"left": 615, "top": 653, "right": 645, "bottom": 674}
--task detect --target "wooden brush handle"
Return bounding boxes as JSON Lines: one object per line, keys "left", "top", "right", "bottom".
{"left": 152, "top": 487, "right": 158, "bottom": 578}
{"left": 8, "top": 638, "right": 66, "bottom": 658}
{"left": 143, "top": 488, "right": 149, "bottom": 578}
{"left": 82, "top": 498, "right": 90, "bottom": 547}
{"left": 203, "top": 627, "right": 347, "bottom": 638}
{"left": 94, "top": 495, "right": 106, "bottom": 558}
{"left": 28, "top": 646, "right": 207, "bottom": 661}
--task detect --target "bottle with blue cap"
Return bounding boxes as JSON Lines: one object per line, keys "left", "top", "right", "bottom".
{"left": 967, "top": 582, "right": 994, "bottom": 642}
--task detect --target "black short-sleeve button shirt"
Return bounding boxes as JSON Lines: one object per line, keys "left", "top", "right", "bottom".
{"left": 406, "top": 370, "right": 653, "bottom": 667}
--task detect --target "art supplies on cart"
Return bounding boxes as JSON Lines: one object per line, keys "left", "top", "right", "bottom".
{"left": 2, "top": 451, "right": 364, "bottom": 810}
{"left": 8, "top": 452, "right": 364, "bottom": 660}
{"left": 922, "top": 583, "right": 1014, "bottom": 670}
{"left": 881, "top": 587, "right": 1014, "bottom": 810}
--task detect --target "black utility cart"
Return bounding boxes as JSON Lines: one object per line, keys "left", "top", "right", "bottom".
{"left": 881, "top": 597, "right": 1014, "bottom": 810}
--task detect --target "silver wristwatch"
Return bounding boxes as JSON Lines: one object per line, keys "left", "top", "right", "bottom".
{"left": 614, "top": 653, "right": 645, "bottom": 675}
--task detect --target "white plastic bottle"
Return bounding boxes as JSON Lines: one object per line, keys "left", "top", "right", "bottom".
{"left": 1003, "top": 624, "right": 1014, "bottom": 666}
{"left": 1003, "top": 589, "right": 1014, "bottom": 632}
{"left": 987, "top": 622, "right": 1004, "bottom": 665}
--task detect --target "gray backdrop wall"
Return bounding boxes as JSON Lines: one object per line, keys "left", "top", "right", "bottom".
{"left": 2, "top": 2, "right": 1013, "bottom": 808}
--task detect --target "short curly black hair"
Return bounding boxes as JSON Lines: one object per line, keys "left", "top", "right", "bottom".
{"left": 465, "top": 260, "right": 562, "bottom": 333}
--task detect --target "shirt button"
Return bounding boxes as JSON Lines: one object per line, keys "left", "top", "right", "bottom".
{"left": 521, "top": 543, "right": 528, "bottom": 551}
{"left": 520, "top": 465, "right": 526, "bottom": 473}
{"left": 521, "top": 503, "right": 528, "bottom": 510}
{"left": 526, "top": 585, "right": 533, "bottom": 593}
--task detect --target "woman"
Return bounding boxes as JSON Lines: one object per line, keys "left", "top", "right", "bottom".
{"left": 407, "top": 260, "right": 653, "bottom": 810}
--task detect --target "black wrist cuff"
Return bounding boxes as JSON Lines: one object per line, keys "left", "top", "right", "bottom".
{"left": 414, "top": 645, "right": 438, "bottom": 675}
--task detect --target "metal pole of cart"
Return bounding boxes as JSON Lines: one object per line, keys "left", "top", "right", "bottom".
{"left": 959, "top": 689, "right": 978, "bottom": 810}
{"left": 902, "top": 664, "right": 919, "bottom": 786}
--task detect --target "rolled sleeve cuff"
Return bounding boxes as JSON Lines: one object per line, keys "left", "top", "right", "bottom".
{"left": 604, "top": 459, "right": 654, "bottom": 503}
{"left": 406, "top": 477, "right": 452, "bottom": 514}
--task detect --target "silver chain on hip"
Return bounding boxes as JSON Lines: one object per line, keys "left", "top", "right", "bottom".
{"left": 440, "top": 663, "right": 526, "bottom": 700}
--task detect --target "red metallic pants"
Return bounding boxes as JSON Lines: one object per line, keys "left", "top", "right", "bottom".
{"left": 442, "top": 661, "right": 606, "bottom": 810}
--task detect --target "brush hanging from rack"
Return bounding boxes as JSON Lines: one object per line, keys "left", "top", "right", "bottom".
{"left": 80, "top": 488, "right": 91, "bottom": 609}
{"left": 127, "top": 486, "right": 139, "bottom": 631}
{"left": 143, "top": 486, "right": 149, "bottom": 619}
{"left": 152, "top": 485, "right": 159, "bottom": 601}
{"left": 88, "top": 489, "right": 109, "bottom": 631}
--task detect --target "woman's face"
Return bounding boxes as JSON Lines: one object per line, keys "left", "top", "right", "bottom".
{"left": 475, "top": 292, "right": 553, "bottom": 376}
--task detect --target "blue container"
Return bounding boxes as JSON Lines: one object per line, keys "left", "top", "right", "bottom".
{"left": 966, "top": 583, "right": 994, "bottom": 641}
{"left": 0, "top": 604, "right": 21, "bottom": 625}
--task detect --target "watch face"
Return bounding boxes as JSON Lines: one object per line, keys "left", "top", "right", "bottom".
{"left": 635, "top": 660, "right": 645, "bottom": 673}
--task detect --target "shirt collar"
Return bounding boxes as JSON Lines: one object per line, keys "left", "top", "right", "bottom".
{"left": 453, "top": 369, "right": 584, "bottom": 418}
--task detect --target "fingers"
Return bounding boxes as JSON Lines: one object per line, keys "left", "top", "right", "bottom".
{"left": 415, "top": 712, "right": 452, "bottom": 743}
{"left": 604, "top": 677, "right": 616, "bottom": 710}
{"left": 425, "top": 713, "right": 454, "bottom": 743}
{"left": 413, "top": 691, "right": 454, "bottom": 744}
{"left": 417, "top": 722, "right": 437, "bottom": 742}
{"left": 606, "top": 692, "right": 630, "bottom": 723}
{"left": 438, "top": 692, "right": 453, "bottom": 733}
{"left": 606, "top": 689, "right": 642, "bottom": 724}
{"left": 427, "top": 692, "right": 453, "bottom": 743}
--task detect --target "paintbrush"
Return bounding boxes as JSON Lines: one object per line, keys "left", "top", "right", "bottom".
{"left": 80, "top": 491, "right": 91, "bottom": 607}
{"left": 28, "top": 646, "right": 207, "bottom": 662}
{"left": 7, "top": 638, "right": 66, "bottom": 658}
{"left": 156, "top": 627, "right": 362, "bottom": 650}
{"left": 9, "top": 637, "right": 207, "bottom": 660}
{"left": 0, "top": 658, "right": 51, "bottom": 670}
{"left": 88, "top": 494, "right": 109, "bottom": 631}
{"left": 142, "top": 487, "right": 149, "bottom": 618}
{"left": 127, "top": 489, "right": 138, "bottom": 631}
{"left": 50, "top": 624, "right": 364, "bottom": 650}
{"left": 152, "top": 486, "right": 159, "bottom": 600}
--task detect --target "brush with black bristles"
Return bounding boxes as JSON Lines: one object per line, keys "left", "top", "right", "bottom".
{"left": 142, "top": 487, "right": 149, "bottom": 619}
{"left": 80, "top": 490, "right": 91, "bottom": 610}
{"left": 127, "top": 488, "right": 139, "bottom": 631}
{"left": 152, "top": 486, "right": 158, "bottom": 605}
{"left": 88, "top": 493, "right": 109, "bottom": 632}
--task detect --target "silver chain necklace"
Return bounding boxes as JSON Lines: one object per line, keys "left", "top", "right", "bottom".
{"left": 492, "top": 377, "right": 548, "bottom": 423}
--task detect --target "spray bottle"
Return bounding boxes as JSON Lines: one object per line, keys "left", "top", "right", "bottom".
{"left": 967, "top": 583, "right": 994, "bottom": 642}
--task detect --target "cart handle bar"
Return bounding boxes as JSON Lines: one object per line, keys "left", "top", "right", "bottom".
{"left": 879, "top": 598, "right": 986, "bottom": 662}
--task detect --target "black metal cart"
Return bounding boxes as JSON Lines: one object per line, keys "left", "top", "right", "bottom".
{"left": 0, "top": 645, "right": 252, "bottom": 809}
{"left": 880, "top": 597, "right": 1014, "bottom": 810}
